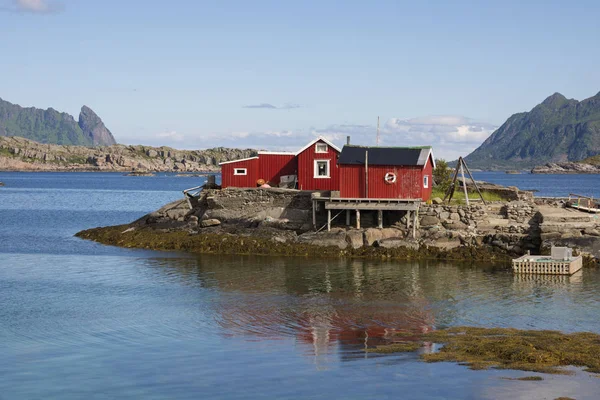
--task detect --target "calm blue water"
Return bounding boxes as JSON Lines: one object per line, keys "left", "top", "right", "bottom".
{"left": 1, "top": 172, "right": 600, "bottom": 400}
{"left": 473, "top": 171, "right": 600, "bottom": 198}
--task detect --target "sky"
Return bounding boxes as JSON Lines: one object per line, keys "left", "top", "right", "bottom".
{"left": 1, "top": 0, "right": 599, "bottom": 159}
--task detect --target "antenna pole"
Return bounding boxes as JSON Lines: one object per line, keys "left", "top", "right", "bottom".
{"left": 376, "top": 116, "right": 380, "bottom": 146}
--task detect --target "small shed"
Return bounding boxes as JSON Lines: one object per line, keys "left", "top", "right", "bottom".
{"left": 296, "top": 137, "right": 341, "bottom": 191}
{"left": 219, "top": 156, "right": 259, "bottom": 188}
{"left": 338, "top": 146, "right": 435, "bottom": 200}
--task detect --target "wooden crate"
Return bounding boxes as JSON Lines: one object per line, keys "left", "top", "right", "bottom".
{"left": 512, "top": 256, "right": 582, "bottom": 275}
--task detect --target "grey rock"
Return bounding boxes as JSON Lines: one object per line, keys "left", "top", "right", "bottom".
{"left": 378, "top": 238, "right": 419, "bottom": 250}
{"left": 298, "top": 232, "right": 347, "bottom": 249}
{"left": 346, "top": 230, "right": 364, "bottom": 249}
{"left": 432, "top": 197, "right": 443, "bottom": 205}
{"left": 420, "top": 215, "right": 440, "bottom": 227}
{"left": 364, "top": 228, "right": 383, "bottom": 246}
{"left": 424, "top": 238, "right": 462, "bottom": 250}
{"left": 201, "top": 218, "right": 221, "bottom": 227}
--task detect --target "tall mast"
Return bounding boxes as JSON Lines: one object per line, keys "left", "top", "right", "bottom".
{"left": 376, "top": 116, "right": 380, "bottom": 146}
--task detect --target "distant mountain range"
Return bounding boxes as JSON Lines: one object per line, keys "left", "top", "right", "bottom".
{"left": 0, "top": 97, "right": 116, "bottom": 146}
{"left": 465, "top": 91, "right": 600, "bottom": 169}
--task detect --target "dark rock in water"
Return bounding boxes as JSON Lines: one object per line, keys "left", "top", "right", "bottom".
{"left": 0, "top": 181, "right": 4, "bottom": 186}
{"left": 78, "top": 105, "right": 117, "bottom": 146}
{"left": 126, "top": 171, "right": 155, "bottom": 176}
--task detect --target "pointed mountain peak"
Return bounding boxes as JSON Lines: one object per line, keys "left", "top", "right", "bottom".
{"left": 541, "top": 92, "right": 567, "bottom": 107}
{"left": 78, "top": 106, "right": 116, "bottom": 146}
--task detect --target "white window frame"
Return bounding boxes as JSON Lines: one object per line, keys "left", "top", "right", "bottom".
{"left": 423, "top": 175, "right": 429, "bottom": 188}
{"left": 314, "top": 159, "right": 330, "bottom": 179}
{"left": 234, "top": 168, "right": 247, "bottom": 176}
{"left": 315, "top": 143, "right": 328, "bottom": 153}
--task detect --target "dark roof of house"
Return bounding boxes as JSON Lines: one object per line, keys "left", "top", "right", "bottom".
{"left": 338, "top": 145, "right": 433, "bottom": 166}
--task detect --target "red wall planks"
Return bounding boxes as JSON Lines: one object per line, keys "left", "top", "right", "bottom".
{"left": 257, "top": 154, "right": 297, "bottom": 186}
{"left": 221, "top": 158, "right": 259, "bottom": 188}
{"left": 296, "top": 140, "right": 340, "bottom": 191}
{"left": 339, "top": 155, "right": 434, "bottom": 200}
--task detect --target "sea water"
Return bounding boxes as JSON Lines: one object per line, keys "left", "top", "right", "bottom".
{"left": 1, "top": 172, "right": 599, "bottom": 399}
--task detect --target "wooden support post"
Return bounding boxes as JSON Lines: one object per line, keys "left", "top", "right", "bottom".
{"left": 461, "top": 158, "right": 486, "bottom": 205}
{"left": 356, "top": 209, "right": 361, "bottom": 229}
{"left": 460, "top": 160, "right": 469, "bottom": 206}
{"left": 406, "top": 210, "right": 411, "bottom": 229}
{"left": 445, "top": 159, "right": 461, "bottom": 203}
{"left": 412, "top": 208, "right": 418, "bottom": 238}
{"left": 377, "top": 210, "right": 383, "bottom": 229}
{"left": 312, "top": 200, "right": 317, "bottom": 230}
{"left": 346, "top": 209, "right": 351, "bottom": 226}
{"left": 327, "top": 209, "right": 331, "bottom": 232}
{"left": 365, "top": 150, "right": 369, "bottom": 198}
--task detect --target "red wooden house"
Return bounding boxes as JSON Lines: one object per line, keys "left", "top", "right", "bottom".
{"left": 337, "top": 146, "right": 435, "bottom": 200}
{"left": 219, "top": 137, "right": 341, "bottom": 190}
{"left": 296, "top": 137, "right": 341, "bottom": 191}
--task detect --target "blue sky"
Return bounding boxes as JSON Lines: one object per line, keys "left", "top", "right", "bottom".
{"left": 1, "top": 0, "right": 599, "bottom": 159}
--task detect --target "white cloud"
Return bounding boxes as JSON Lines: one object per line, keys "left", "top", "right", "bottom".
{"left": 156, "top": 130, "right": 185, "bottom": 142}
{"left": 121, "top": 115, "right": 497, "bottom": 160}
{"left": 13, "top": 0, "right": 63, "bottom": 13}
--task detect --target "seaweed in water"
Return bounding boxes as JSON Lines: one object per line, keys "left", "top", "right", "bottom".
{"left": 366, "top": 326, "right": 600, "bottom": 375}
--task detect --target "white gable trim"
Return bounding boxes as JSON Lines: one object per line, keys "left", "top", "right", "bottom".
{"left": 257, "top": 151, "right": 296, "bottom": 156}
{"left": 418, "top": 148, "right": 436, "bottom": 169}
{"left": 295, "top": 136, "right": 341, "bottom": 156}
{"left": 218, "top": 156, "right": 259, "bottom": 166}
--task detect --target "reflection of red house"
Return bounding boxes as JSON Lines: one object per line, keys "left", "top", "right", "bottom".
{"left": 338, "top": 146, "right": 436, "bottom": 201}
{"left": 219, "top": 137, "right": 341, "bottom": 190}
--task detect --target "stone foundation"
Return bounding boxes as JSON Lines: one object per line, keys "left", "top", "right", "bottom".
{"left": 89, "top": 188, "right": 600, "bottom": 262}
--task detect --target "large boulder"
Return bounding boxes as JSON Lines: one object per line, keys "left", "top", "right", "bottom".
{"left": 298, "top": 232, "right": 347, "bottom": 249}
{"left": 420, "top": 215, "right": 440, "bottom": 227}
{"left": 346, "top": 230, "right": 364, "bottom": 249}
{"left": 364, "top": 228, "right": 383, "bottom": 246}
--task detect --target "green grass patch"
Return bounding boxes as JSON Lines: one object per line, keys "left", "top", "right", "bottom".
{"left": 580, "top": 155, "right": 600, "bottom": 165}
{"left": 0, "top": 147, "right": 15, "bottom": 157}
{"left": 431, "top": 187, "right": 504, "bottom": 203}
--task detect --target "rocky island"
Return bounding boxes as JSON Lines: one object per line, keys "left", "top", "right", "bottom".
{"left": 0, "top": 136, "right": 256, "bottom": 172}
{"left": 77, "top": 185, "right": 600, "bottom": 265}
{"left": 531, "top": 155, "right": 600, "bottom": 174}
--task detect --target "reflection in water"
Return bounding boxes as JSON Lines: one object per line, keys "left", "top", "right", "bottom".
{"left": 146, "top": 255, "right": 600, "bottom": 367}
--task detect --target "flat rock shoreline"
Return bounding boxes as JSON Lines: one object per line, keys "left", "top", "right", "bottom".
{"left": 76, "top": 187, "right": 600, "bottom": 264}
{"left": 531, "top": 162, "right": 600, "bottom": 174}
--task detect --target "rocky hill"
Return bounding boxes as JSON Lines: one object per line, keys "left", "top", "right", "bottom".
{"left": 0, "top": 97, "right": 116, "bottom": 146}
{"left": 0, "top": 136, "right": 255, "bottom": 172}
{"left": 465, "top": 91, "right": 600, "bottom": 169}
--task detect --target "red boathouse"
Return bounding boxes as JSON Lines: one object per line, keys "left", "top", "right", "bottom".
{"left": 337, "top": 146, "right": 435, "bottom": 201}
